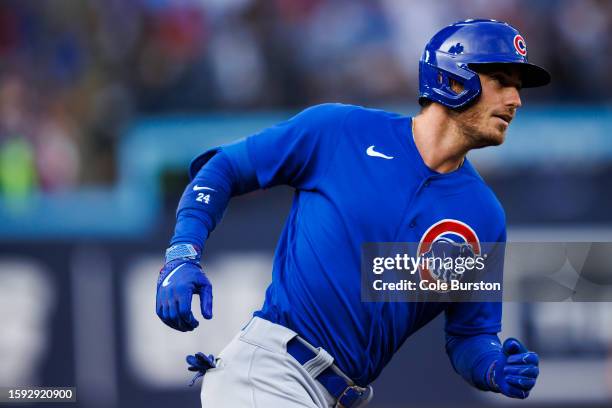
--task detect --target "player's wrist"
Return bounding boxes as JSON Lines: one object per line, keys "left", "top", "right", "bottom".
{"left": 165, "top": 243, "right": 202, "bottom": 264}
{"left": 486, "top": 360, "right": 501, "bottom": 392}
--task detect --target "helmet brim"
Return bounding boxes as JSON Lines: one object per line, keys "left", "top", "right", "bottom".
{"left": 469, "top": 62, "right": 551, "bottom": 88}
{"left": 516, "top": 63, "right": 551, "bottom": 88}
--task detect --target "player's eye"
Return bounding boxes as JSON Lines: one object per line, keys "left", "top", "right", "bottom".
{"left": 492, "top": 74, "right": 521, "bottom": 90}
{"left": 492, "top": 74, "right": 504, "bottom": 84}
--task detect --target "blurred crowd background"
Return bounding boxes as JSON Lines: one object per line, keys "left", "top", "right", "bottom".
{"left": 0, "top": 0, "right": 610, "bottom": 192}
{"left": 1, "top": 2, "right": 612, "bottom": 408}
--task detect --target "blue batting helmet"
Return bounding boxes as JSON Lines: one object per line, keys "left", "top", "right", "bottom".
{"left": 418, "top": 19, "right": 551, "bottom": 109}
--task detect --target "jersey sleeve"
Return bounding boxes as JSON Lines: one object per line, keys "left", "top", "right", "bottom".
{"left": 445, "top": 302, "right": 502, "bottom": 336}
{"left": 245, "top": 103, "right": 354, "bottom": 190}
{"left": 444, "top": 225, "right": 506, "bottom": 336}
{"left": 175, "top": 103, "right": 354, "bottom": 249}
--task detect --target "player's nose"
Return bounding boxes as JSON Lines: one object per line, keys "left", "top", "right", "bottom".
{"left": 505, "top": 86, "right": 522, "bottom": 109}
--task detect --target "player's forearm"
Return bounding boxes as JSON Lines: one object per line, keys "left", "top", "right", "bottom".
{"left": 445, "top": 333, "right": 503, "bottom": 391}
{"left": 171, "top": 141, "right": 260, "bottom": 248}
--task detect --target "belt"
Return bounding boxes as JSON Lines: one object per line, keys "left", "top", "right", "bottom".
{"left": 287, "top": 336, "right": 373, "bottom": 408}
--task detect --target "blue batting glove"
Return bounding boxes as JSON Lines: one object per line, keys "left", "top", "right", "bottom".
{"left": 156, "top": 243, "right": 213, "bottom": 332}
{"left": 488, "top": 338, "right": 540, "bottom": 399}
{"left": 186, "top": 352, "right": 216, "bottom": 386}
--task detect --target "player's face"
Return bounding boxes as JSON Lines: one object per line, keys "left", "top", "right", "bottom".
{"left": 452, "top": 65, "right": 523, "bottom": 148}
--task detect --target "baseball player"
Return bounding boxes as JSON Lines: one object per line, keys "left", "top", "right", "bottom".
{"left": 156, "top": 19, "right": 550, "bottom": 407}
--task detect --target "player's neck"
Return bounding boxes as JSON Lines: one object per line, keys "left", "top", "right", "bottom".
{"left": 412, "top": 105, "right": 468, "bottom": 174}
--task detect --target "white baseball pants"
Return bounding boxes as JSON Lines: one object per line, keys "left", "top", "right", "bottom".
{"left": 200, "top": 317, "right": 337, "bottom": 408}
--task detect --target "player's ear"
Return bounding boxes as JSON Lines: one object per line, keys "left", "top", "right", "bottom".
{"left": 449, "top": 78, "right": 464, "bottom": 95}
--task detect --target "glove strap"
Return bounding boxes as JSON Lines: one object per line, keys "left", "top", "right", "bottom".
{"left": 487, "top": 360, "right": 500, "bottom": 392}
{"left": 166, "top": 243, "right": 200, "bottom": 263}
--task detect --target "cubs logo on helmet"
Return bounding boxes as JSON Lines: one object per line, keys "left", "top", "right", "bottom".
{"left": 513, "top": 34, "right": 527, "bottom": 56}
{"left": 417, "top": 219, "right": 481, "bottom": 284}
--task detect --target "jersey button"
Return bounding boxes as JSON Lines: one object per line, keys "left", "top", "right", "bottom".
{"left": 424, "top": 180, "right": 431, "bottom": 187}
{"left": 409, "top": 220, "right": 416, "bottom": 228}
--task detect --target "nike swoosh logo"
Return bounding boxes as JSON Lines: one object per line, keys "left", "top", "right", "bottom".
{"left": 193, "top": 185, "right": 216, "bottom": 192}
{"left": 162, "top": 264, "right": 186, "bottom": 287}
{"left": 366, "top": 145, "right": 394, "bottom": 160}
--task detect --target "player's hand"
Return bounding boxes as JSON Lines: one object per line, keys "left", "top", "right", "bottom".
{"left": 156, "top": 251, "right": 213, "bottom": 331}
{"left": 488, "top": 338, "right": 539, "bottom": 399}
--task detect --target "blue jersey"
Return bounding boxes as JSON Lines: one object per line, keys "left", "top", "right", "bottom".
{"left": 199, "top": 103, "right": 506, "bottom": 386}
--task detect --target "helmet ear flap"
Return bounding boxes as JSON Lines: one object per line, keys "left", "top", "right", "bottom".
{"left": 419, "top": 60, "right": 481, "bottom": 108}
{"left": 438, "top": 71, "right": 464, "bottom": 96}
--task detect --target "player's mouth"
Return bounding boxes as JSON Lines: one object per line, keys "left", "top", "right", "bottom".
{"left": 492, "top": 113, "right": 513, "bottom": 126}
